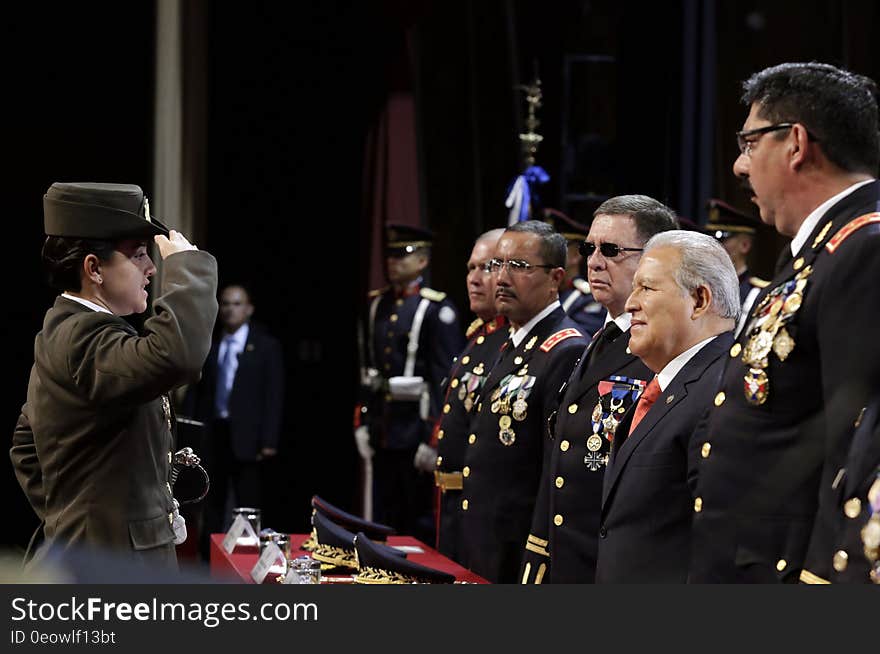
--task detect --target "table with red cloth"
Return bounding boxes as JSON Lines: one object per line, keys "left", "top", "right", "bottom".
{"left": 209, "top": 533, "right": 488, "bottom": 584}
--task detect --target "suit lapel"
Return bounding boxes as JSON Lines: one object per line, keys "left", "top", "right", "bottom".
{"left": 601, "top": 333, "right": 733, "bottom": 509}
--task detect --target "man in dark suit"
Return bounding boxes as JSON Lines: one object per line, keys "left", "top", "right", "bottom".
{"left": 459, "top": 220, "right": 588, "bottom": 583}
{"left": 595, "top": 231, "right": 738, "bottom": 583}
{"left": 521, "top": 194, "right": 677, "bottom": 583}
{"left": 189, "top": 283, "right": 284, "bottom": 560}
{"left": 542, "top": 208, "right": 606, "bottom": 338}
{"left": 689, "top": 62, "right": 880, "bottom": 583}
{"left": 434, "top": 228, "right": 508, "bottom": 562}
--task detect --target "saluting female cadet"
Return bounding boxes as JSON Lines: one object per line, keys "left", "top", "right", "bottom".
{"left": 10, "top": 182, "right": 218, "bottom": 571}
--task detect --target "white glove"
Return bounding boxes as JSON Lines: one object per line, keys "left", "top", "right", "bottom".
{"left": 171, "top": 498, "right": 187, "bottom": 545}
{"left": 413, "top": 443, "right": 438, "bottom": 472}
{"left": 354, "top": 425, "right": 374, "bottom": 459}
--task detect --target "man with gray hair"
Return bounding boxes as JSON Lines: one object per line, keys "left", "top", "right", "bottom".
{"left": 595, "top": 230, "right": 737, "bottom": 582}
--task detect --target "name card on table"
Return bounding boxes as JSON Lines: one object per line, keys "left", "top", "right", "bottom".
{"left": 250, "top": 542, "right": 286, "bottom": 584}
{"left": 222, "top": 513, "right": 260, "bottom": 554}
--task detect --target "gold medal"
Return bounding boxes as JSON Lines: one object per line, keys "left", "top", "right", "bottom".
{"left": 499, "top": 415, "right": 512, "bottom": 429}
{"left": 591, "top": 402, "right": 602, "bottom": 423}
{"left": 512, "top": 398, "right": 528, "bottom": 421}
{"left": 783, "top": 293, "right": 802, "bottom": 314}
{"left": 464, "top": 395, "right": 474, "bottom": 412}
{"left": 498, "top": 427, "right": 516, "bottom": 446}
{"left": 772, "top": 327, "right": 795, "bottom": 361}
{"left": 586, "top": 434, "right": 602, "bottom": 452}
{"left": 491, "top": 400, "right": 501, "bottom": 414}
{"left": 744, "top": 367, "right": 769, "bottom": 405}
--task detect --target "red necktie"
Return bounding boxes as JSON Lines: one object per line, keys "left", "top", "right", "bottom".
{"left": 628, "top": 376, "right": 661, "bottom": 436}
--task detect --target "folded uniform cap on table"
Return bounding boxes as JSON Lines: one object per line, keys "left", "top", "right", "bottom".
{"left": 353, "top": 533, "right": 455, "bottom": 584}
{"left": 301, "top": 494, "right": 396, "bottom": 552}
{"left": 311, "top": 511, "right": 407, "bottom": 574}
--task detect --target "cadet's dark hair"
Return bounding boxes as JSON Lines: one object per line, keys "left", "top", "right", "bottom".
{"left": 742, "top": 62, "right": 880, "bottom": 175}
{"left": 593, "top": 195, "right": 679, "bottom": 245}
{"left": 505, "top": 220, "right": 567, "bottom": 268}
{"left": 42, "top": 236, "right": 117, "bottom": 292}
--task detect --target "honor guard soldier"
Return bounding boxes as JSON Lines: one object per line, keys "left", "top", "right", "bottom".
{"left": 689, "top": 62, "right": 880, "bottom": 583}
{"left": 705, "top": 198, "right": 769, "bottom": 334}
{"left": 356, "top": 224, "right": 465, "bottom": 544}
{"left": 542, "top": 208, "right": 606, "bottom": 338}
{"left": 521, "top": 195, "right": 677, "bottom": 583}
{"left": 10, "top": 182, "right": 218, "bottom": 570}
{"left": 459, "top": 220, "right": 588, "bottom": 583}
{"left": 434, "top": 228, "right": 508, "bottom": 562}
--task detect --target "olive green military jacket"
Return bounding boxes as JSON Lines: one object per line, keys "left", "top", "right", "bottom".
{"left": 10, "top": 250, "right": 218, "bottom": 570}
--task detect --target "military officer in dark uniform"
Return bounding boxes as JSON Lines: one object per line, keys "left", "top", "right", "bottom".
{"left": 356, "top": 224, "right": 465, "bottom": 544}
{"left": 705, "top": 198, "right": 769, "bottom": 334}
{"left": 10, "top": 182, "right": 218, "bottom": 571}
{"left": 801, "top": 395, "right": 880, "bottom": 584}
{"left": 433, "top": 228, "right": 508, "bottom": 562}
{"left": 542, "top": 208, "right": 606, "bottom": 338}
{"left": 458, "top": 220, "right": 588, "bottom": 583}
{"left": 689, "top": 62, "right": 880, "bottom": 583}
{"left": 521, "top": 194, "right": 678, "bottom": 583}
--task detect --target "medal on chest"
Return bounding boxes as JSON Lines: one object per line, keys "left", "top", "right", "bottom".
{"left": 741, "top": 264, "right": 812, "bottom": 405}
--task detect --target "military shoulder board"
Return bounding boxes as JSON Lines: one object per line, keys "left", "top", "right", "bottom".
{"left": 825, "top": 212, "right": 880, "bottom": 254}
{"left": 466, "top": 317, "right": 485, "bottom": 339}
{"left": 540, "top": 328, "right": 583, "bottom": 352}
{"left": 368, "top": 286, "right": 389, "bottom": 298}
{"left": 419, "top": 287, "right": 447, "bottom": 302}
{"left": 749, "top": 276, "right": 770, "bottom": 289}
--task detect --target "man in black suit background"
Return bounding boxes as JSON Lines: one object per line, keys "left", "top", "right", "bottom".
{"left": 187, "top": 283, "right": 284, "bottom": 561}
{"left": 521, "top": 195, "right": 677, "bottom": 583}
{"left": 595, "top": 230, "right": 738, "bottom": 582}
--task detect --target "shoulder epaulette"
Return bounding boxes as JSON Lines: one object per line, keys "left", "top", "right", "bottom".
{"left": 368, "top": 286, "right": 389, "bottom": 299}
{"left": 572, "top": 278, "right": 591, "bottom": 295}
{"left": 749, "top": 276, "right": 770, "bottom": 289}
{"left": 540, "top": 328, "right": 583, "bottom": 352}
{"left": 419, "top": 287, "right": 447, "bottom": 302}
{"left": 465, "top": 318, "right": 485, "bottom": 339}
{"left": 825, "top": 212, "right": 880, "bottom": 254}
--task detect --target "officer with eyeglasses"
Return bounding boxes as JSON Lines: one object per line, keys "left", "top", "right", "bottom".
{"left": 542, "top": 208, "right": 606, "bottom": 339}
{"left": 457, "top": 220, "right": 588, "bottom": 583}
{"left": 521, "top": 194, "right": 678, "bottom": 583}
{"left": 689, "top": 62, "right": 880, "bottom": 584}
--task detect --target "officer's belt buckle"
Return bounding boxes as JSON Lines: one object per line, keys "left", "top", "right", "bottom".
{"left": 434, "top": 470, "right": 463, "bottom": 491}
{"left": 388, "top": 375, "right": 427, "bottom": 401}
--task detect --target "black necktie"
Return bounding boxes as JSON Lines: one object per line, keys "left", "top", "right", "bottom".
{"left": 587, "top": 322, "right": 622, "bottom": 367}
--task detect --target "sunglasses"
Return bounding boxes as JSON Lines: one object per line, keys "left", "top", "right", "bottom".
{"left": 578, "top": 242, "right": 644, "bottom": 258}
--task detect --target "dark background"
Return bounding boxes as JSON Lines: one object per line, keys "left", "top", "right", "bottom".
{"left": 4, "top": 0, "right": 879, "bottom": 555}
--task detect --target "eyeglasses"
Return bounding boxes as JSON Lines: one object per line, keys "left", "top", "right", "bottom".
{"left": 487, "top": 258, "right": 555, "bottom": 274}
{"left": 735, "top": 123, "right": 799, "bottom": 157}
{"left": 578, "top": 242, "right": 644, "bottom": 258}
